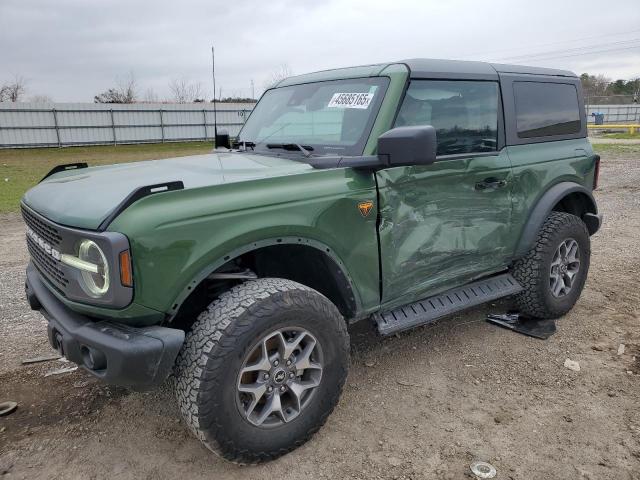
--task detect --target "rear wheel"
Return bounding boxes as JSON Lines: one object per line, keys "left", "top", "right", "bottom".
{"left": 512, "top": 211, "right": 591, "bottom": 318}
{"left": 173, "top": 278, "right": 349, "bottom": 464}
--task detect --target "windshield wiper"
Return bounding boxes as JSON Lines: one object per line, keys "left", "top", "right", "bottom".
{"left": 266, "top": 143, "right": 314, "bottom": 157}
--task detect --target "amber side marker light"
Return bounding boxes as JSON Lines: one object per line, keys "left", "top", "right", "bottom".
{"left": 119, "top": 250, "right": 133, "bottom": 287}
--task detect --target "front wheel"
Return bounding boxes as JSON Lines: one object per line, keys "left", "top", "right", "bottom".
{"left": 173, "top": 278, "right": 350, "bottom": 464}
{"left": 512, "top": 211, "right": 591, "bottom": 318}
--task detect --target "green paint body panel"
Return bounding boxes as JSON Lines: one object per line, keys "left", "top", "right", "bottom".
{"left": 21, "top": 61, "right": 600, "bottom": 327}
{"left": 506, "top": 138, "right": 596, "bottom": 235}
{"left": 107, "top": 165, "right": 381, "bottom": 318}
{"left": 377, "top": 149, "right": 513, "bottom": 310}
{"left": 23, "top": 153, "right": 313, "bottom": 230}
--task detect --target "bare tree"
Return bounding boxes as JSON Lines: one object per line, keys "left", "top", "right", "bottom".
{"left": 168, "top": 78, "right": 204, "bottom": 103}
{"left": 94, "top": 72, "right": 137, "bottom": 103}
{"left": 581, "top": 73, "right": 611, "bottom": 98}
{"left": 0, "top": 75, "right": 27, "bottom": 102}
{"left": 263, "top": 64, "right": 293, "bottom": 90}
{"left": 591, "top": 74, "right": 611, "bottom": 97}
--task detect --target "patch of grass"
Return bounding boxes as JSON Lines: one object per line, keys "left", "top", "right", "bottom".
{"left": 0, "top": 142, "right": 213, "bottom": 213}
{"left": 601, "top": 132, "right": 640, "bottom": 140}
{"left": 591, "top": 143, "right": 640, "bottom": 155}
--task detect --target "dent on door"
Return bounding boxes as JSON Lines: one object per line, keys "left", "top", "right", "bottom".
{"left": 376, "top": 152, "right": 513, "bottom": 308}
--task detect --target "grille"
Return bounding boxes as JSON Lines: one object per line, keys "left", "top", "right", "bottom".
{"left": 21, "top": 206, "right": 62, "bottom": 246}
{"left": 26, "top": 236, "right": 69, "bottom": 292}
{"left": 22, "top": 206, "right": 69, "bottom": 294}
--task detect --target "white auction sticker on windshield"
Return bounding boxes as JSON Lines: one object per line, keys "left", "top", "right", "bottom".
{"left": 327, "top": 92, "right": 374, "bottom": 109}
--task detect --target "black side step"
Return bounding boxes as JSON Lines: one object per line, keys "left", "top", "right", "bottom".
{"left": 374, "top": 273, "right": 523, "bottom": 336}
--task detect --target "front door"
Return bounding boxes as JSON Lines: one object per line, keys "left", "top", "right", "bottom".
{"left": 377, "top": 79, "right": 513, "bottom": 308}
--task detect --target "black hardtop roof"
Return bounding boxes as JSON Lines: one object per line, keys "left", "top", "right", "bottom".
{"left": 275, "top": 59, "right": 577, "bottom": 88}
{"left": 401, "top": 58, "right": 576, "bottom": 79}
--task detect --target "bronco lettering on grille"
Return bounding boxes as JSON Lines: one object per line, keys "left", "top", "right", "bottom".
{"left": 26, "top": 226, "right": 61, "bottom": 261}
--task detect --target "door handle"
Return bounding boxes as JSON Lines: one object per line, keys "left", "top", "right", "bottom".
{"left": 475, "top": 178, "right": 507, "bottom": 190}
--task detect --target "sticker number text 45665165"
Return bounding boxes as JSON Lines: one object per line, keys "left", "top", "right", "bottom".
{"left": 327, "top": 92, "right": 374, "bottom": 109}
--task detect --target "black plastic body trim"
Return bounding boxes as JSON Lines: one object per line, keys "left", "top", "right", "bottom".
{"left": 435, "top": 150, "right": 503, "bottom": 162}
{"left": 98, "top": 181, "right": 184, "bottom": 231}
{"left": 339, "top": 156, "right": 386, "bottom": 169}
{"left": 305, "top": 155, "right": 385, "bottom": 170}
{"left": 582, "top": 212, "right": 603, "bottom": 235}
{"left": 514, "top": 182, "right": 599, "bottom": 257}
{"left": 377, "top": 125, "right": 437, "bottom": 166}
{"left": 26, "top": 263, "right": 184, "bottom": 388}
{"left": 40, "top": 163, "right": 88, "bottom": 182}
{"left": 374, "top": 273, "right": 522, "bottom": 335}
{"left": 307, "top": 149, "right": 507, "bottom": 171}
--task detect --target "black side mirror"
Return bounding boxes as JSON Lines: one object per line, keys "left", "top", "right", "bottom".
{"left": 377, "top": 126, "right": 437, "bottom": 167}
{"left": 215, "top": 129, "right": 231, "bottom": 149}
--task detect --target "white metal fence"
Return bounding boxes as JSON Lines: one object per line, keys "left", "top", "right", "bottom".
{"left": 0, "top": 102, "right": 256, "bottom": 148}
{"left": 1, "top": 101, "right": 636, "bottom": 149}
{"left": 585, "top": 104, "right": 640, "bottom": 124}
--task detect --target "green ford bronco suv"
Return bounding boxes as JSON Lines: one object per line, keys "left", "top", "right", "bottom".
{"left": 23, "top": 59, "right": 601, "bottom": 463}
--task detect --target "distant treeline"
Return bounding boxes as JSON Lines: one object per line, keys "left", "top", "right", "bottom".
{"left": 195, "top": 97, "right": 257, "bottom": 103}
{"left": 580, "top": 74, "right": 639, "bottom": 104}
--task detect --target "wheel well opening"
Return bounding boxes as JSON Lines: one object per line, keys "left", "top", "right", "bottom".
{"left": 170, "top": 244, "right": 357, "bottom": 331}
{"left": 552, "top": 192, "right": 595, "bottom": 219}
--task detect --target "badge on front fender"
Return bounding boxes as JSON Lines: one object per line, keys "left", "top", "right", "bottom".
{"left": 357, "top": 200, "right": 374, "bottom": 217}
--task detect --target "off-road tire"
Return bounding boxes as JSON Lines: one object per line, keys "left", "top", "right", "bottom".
{"left": 173, "top": 278, "right": 350, "bottom": 464}
{"left": 512, "top": 211, "right": 591, "bottom": 318}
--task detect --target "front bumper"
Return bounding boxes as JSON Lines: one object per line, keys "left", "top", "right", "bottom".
{"left": 25, "top": 263, "right": 184, "bottom": 388}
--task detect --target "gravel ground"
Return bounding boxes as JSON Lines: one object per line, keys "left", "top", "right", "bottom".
{"left": 588, "top": 138, "right": 640, "bottom": 144}
{"left": 1, "top": 150, "right": 639, "bottom": 479}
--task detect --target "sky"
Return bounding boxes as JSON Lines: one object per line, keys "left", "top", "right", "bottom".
{"left": 1, "top": 0, "right": 639, "bottom": 102}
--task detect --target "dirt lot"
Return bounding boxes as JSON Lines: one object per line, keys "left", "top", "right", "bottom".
{"left": 1, "top": 147, "right": 639, "bottom": 479}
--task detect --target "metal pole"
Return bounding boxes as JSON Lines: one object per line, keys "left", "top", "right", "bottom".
{"left": 211, "top": 46, "right": 218, "bottom": 142}
{"left": 203, "top": 109, "right": 207, "bottom": 140}
{"left": 159, "top": 109, "right": 165, "bottom": 143}
{"left": 110, "top": 109, "right": 117, "bottom": 145}
{"left": 52, "top": 108, "right": 61, "bottom": 147}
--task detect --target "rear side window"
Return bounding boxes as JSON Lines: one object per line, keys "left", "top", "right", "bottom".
{"left": 514, "top": 82, "right": 581, "bottom": 138}
{"left": 395, "top": 80, "right": 498, "bottom": 156}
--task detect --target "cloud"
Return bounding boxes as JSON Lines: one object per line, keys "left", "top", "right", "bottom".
{"left": 1, "top": 0, "right": 638, "bottom": 101}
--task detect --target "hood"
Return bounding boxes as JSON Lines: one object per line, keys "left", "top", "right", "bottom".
{"left": 22, "top": 151, "right": 312, "bottom": 230}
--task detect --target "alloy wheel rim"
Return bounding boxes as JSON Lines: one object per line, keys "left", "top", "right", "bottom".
{"left": 550, "top": 238, "right": 580, "bottom": 298}
{"left": 236, "top": 327, "right": 323, "bottom": 428}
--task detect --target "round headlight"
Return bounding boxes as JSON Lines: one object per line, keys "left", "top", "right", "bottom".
{"left": 78, "top": 240, "right": 109, "bottom": 297}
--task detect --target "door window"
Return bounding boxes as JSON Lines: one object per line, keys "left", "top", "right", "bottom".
{"left": 395, "top": 80, "right": 499, "bottom": 156}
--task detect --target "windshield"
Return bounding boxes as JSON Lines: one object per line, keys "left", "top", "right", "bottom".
{"left": 237, "top": 77, "right": 389, "bottom": 156}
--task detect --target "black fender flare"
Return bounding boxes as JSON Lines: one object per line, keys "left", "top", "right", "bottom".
{"left": 514, "top": 182, "right": 600, "bottom": 258}
{"left": 166, "top": 236, "right": 361, "bottom": 322}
